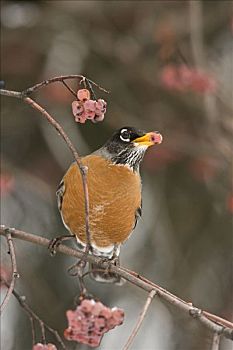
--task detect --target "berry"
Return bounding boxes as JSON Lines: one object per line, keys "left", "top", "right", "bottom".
{"left": 64, "top": 299, "right": 124, "bottom": 347}
{"left": 77, "top": 89, "right": 90, "bottom": 101}
{"left": 71, "top": 88, "right": 107, "bottom": 124}
{"left": 72, "top": 101, "right": 84, "bottom": 117}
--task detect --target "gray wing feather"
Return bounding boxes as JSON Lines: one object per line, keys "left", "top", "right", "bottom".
{"left": 56, "top": 180, "right": 65, "bottom": 211}
{"left": 134, "top": 200, "right": 142, "bottom": 230}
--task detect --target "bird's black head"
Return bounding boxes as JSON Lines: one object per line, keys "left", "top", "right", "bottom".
{"left": 101, "top": 126, "right": 162, "bottom": 171}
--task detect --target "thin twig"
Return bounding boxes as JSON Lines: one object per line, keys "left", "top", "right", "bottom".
{"left": 0, "top": 86, "right": 92, "bottom": 257}
{"left": 0, "top": 231, "right": 19, "bottom": 314}
{"left": 1, "top": 226, "right": 232, "bottom": 341}
{"left": 20, "top": 75, "right": 109, "bottom": 95}
{"left": 120, "top": 265, "right": 233, "bottom": 332}
{"left": 123, "top": 290, "right": 156, "bottom": 350}
{"left": 86, "top": 78, "right": 97, "bottom": 100}
{"left": 203, "top": 311, "right": 233, "bottom": 330}
{"left": 0, "top": 76, "right": 109, "bottom": 257}
{"left": 67, "top": 259, "right": 88, "bottom": 297}
{"left": 2, "top": 279, "right": 66, "bottom": 349}
{"left": 61, "top": 80, "right": 77, "bottom": 98}
{"left": 24, "top": 95, "right": 92, "bottom": 251}
{"left": 40, "top": 320, "right": 46, "bottom": 344}
{"left": 22, "top": 75, "right": 84, "bottom": 95}
{"left": 87, "top": 78, "right": 110, "bottom": 94}
{"left": 0, "top": 89, "right": 22, "bottom": 98}
{"left": 29, "top": 316, "right": 36, "bottom": 347}
{"left": 211, "top": 332, "right": 221, "bottom": 350}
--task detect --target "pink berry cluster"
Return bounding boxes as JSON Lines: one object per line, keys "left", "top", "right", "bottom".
{"left": 161, "top": 64, "right": 217, "bottom": 93}
{"left": 64, "top": 298, "right": 124, "bottom": 347}
{"left": 33, "top": 343, "right": 57, "bottom": 350}
{"left": 72, "top": 89, "right": 107, "bottom": 124}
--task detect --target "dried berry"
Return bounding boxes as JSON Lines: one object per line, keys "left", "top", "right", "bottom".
{"left": 77, "top": 89, "right": 91, "bottom": 101}
{"left": 95, "top": 99, "right": 107, "bottom": 115}
{"left": 64, "top": 298, "right": 124, "bottom": 347}
{"left": 71, "top": 89, "right": 107, "bottom": 124}
{"left": 84, "top": 100, "right": 96, "bottom": 119}
{"left": 72, "top": 101, "right": 84, "bottom": 117}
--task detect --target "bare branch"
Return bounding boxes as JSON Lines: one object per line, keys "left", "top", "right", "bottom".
{"left": 0, "top": 75, "right": 109, "bottom": 275}
{"left": 2, "top": 279, "right": 66, "bottom": 349}
{"left": 1, "top": 226, "right": 232, "bottom": 341}
{"left": 61, "top": 80, "right": 77, "bottom": 97}
{"left": 29, "top": 316, "right": 36, "bottom": 347}
{"left": 20, "top": 75, "right": 109, "bottom": 95}
{"left": 0, "top": 85, "right": 91, "bottom": 255}
{"left": 0, "top": 89, "right": 22, "bottom": 98}
{"left": 0, "top": 231, "right": 19, "bottom": 314}
{"left": 211, "top": 332, "right": 221, "bottom": 350}
{"left": 203, "top": 311, "right": 233, "bottom": 330}
{"left": 23, "top": 96, "right": 91, "bottom": 250}
{"left": 87, "top": 77, "right": 110, "bottom": 94}
{"left": 22, "top": 75, "right": 84, "bottom": 95}
{"left": 123, "top": 290, "right": 156, "bottom": 350}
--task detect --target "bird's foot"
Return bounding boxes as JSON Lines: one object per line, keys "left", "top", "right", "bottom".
{"left": 67, "top": 244, "right": 93, "bottom": 276}
{"left": 111, "top": 254, "right": 120, "bottom": 266}
{"left": 48, "top": 234, "right": 75, "bottom": 256}
{"left": 99, "top": 255, "right": 120, "bottom": 276}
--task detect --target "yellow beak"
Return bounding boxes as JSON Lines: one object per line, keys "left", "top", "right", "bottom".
{"left": 133, "top": 131, "right": 163, "bottom": 147}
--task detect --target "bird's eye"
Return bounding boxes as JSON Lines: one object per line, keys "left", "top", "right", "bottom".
{"left": 120, "top": 129, "right": 131, "bottom": 142}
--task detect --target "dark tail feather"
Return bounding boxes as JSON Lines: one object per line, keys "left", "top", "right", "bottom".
{"left": 89, "top": 262, "right": 125, "bottom": 285}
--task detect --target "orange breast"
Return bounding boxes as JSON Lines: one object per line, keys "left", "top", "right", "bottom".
{"left": 61, "top": 155, "right": 141, "bottom": 248}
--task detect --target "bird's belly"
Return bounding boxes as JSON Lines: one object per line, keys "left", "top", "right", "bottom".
{"left": 61, "top": 158, "right": 141, "bottom": 248}
{"left": 90, "top": 196, "right": 138, "bottom": 246}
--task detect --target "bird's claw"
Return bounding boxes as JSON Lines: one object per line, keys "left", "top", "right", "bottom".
{"left": 48, "top": 234, "right": 76, "bottom": 256}
{"left": 48, "top": 237, "right": 61, "bottom": 256}
{"left": 99, "top": 255, "right": 120, "bottom": 275}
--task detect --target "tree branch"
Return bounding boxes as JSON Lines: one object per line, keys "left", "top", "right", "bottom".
{"left": 23, "top": 95, "right": 91, "bottom": 251}
{"left": 211, "top": 332, "right": 221, "bottom": 350}
{"left": 1, "top": 279, "right": 66, "bottom": 349}
{"left": 20, "top": 75, "right": 109, "bottom": 95}
{"left": 0, "top": 231, "right": 19, "bottom": 314}
{"left": 123, "top": 290, "right": 156, "bottom": 350}
{"left": 1, "top": 226, "right": 232, "bottom": 341}
{"left": 0, "top": 81, "right": 91, "bottom": 252}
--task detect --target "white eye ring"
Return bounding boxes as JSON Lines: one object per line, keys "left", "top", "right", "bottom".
{"left": 120, "top": 128, "right": 130, "bottom": 142}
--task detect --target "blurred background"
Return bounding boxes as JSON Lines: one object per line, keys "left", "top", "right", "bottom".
{"left": 1, "top": 1, "right": 232, "bottom": 349}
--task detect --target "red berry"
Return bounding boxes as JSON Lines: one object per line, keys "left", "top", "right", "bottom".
{"left": 81, "top": 299, "right": 94, "bottom": 313}
{"left": 77, "top": 89, "right": 90, "bottom": 101}
{"left": 99, "top": 307, "right": 112, "bottom": 319}
{"left": 64, "top": 299, "right": 124, "bottom": 346}
{"left": 112, "top": 308, "right": 125, "bottom": 324}
{"left": 72, "top": 101, "right": 84, "bottom": 117}
{"left": 75, "top": 113, "right": 87, "bottom": 124}
{"left": 92, "top": 301, "right": 104, "bottom": 316}
{"left": 84, "top": 99, "right": 96, "bottom": 112}
{"left": 96, "top": 99, "right": 107, "bottom": 113}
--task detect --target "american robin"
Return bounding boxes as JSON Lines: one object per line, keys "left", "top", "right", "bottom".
{"left": 57, "top": 127, "right": 162, "bottom": 283}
